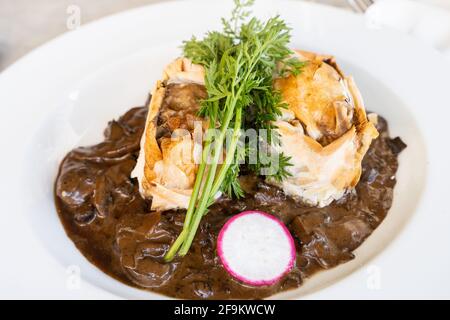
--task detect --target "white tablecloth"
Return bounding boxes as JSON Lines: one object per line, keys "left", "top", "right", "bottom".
{"left": 0, "top": 0, "right": 350, "bottom": 71}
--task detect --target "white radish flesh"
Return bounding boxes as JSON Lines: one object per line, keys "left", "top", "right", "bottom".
{"left": 217, "top": 211, "right": 296, "bottom": 286}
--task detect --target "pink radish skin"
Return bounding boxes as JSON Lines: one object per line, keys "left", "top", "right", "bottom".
{"left": 217, "top": 210, "right": 296, "bottom": 286}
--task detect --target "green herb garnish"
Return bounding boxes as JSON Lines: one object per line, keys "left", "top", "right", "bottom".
{"left": 164, "top": 0, "right": 302, "bottom": 261}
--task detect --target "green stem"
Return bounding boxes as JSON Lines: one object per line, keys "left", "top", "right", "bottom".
{"left": 182, "top": 117, "right": 216, "bottom": 229}
{"left": 164, "top": 114, "right": 216, "bottom": 262}
{"left": 178, "top": 97, "right": 238, "bottom": 256}
{"left": 163, "top": 229, "right": 187, "bottom": 262}
{"left": 209, "top": 107, "right": 242, "bottom": 200}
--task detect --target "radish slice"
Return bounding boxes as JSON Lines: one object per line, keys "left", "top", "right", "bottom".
{"left": 217, "top": 210, "right": 296, "bottom": 286}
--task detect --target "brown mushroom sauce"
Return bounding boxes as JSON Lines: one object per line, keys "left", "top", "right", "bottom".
{"left": 54, "top": 99, "right": 405, "bottom": 299}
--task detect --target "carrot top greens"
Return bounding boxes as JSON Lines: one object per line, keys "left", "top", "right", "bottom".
{"left": 164, "top": 0, "right": 303, "bottom": 261}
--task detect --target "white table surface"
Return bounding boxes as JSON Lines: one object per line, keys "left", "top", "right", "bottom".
{"left": 0, "top": 0, "right": 349, "bottom": 71}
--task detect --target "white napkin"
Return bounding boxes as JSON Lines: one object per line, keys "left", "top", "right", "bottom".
{"left": 366, "top": 0, "right": 450, "bottom": 60}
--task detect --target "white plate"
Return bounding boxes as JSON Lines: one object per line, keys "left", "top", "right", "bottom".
{"left": 0, "top": 0, "right": 449, "bottom": 299}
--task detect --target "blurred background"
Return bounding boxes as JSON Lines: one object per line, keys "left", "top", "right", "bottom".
{"left": 1, "top": 0, "right": 449, "bottom": 71}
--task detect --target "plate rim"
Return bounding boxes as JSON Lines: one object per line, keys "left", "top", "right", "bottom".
{"left": 0, "top": 0, "right": 449, "bottom": 299}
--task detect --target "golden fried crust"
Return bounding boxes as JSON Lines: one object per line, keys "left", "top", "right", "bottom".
{"left": 142, "top": 82, "right": 165, "bottom": 190}
{"left": 271, "top": 50, "right": 379, "bottom": 207}
{"left": 274, "top": 50, "right": 356, "bottom": 143}
{"left": 132, "top": 58, "right": 205, "bottom": 211}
